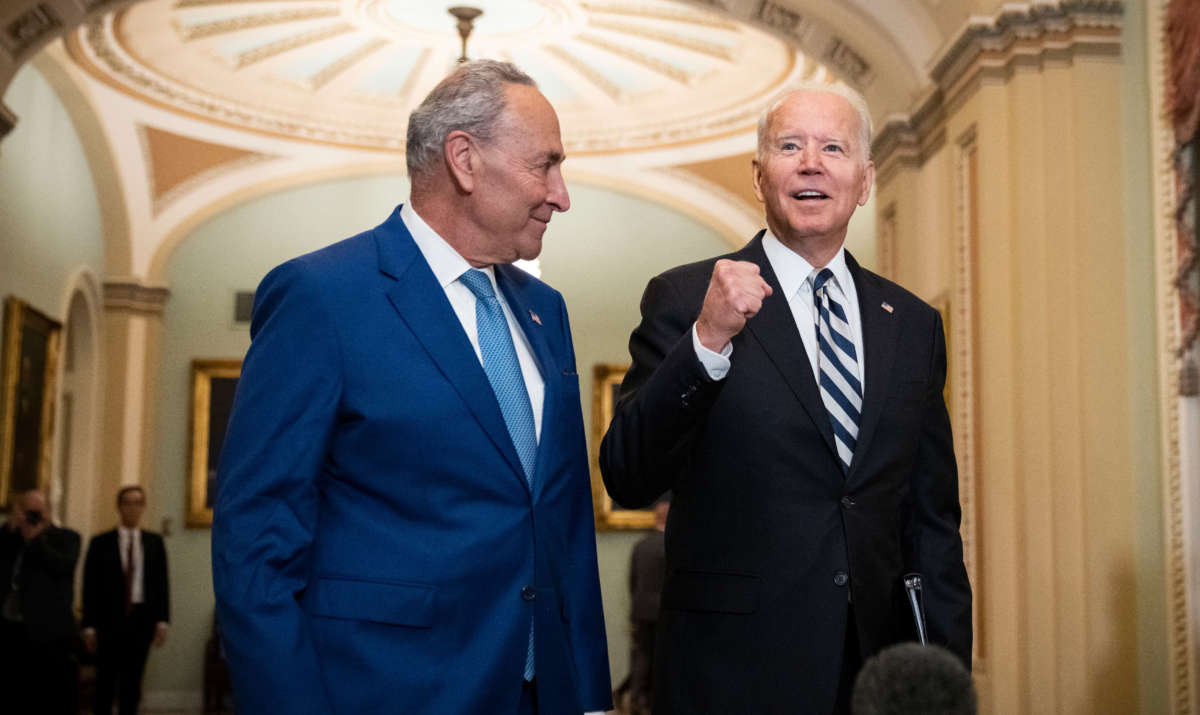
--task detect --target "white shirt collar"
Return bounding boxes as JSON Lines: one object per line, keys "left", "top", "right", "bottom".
{"left": 761, "top": 232, "right": 852, "bottom": 297}
{"left": 400, "top": 202, "right": 499, "bottom": 291}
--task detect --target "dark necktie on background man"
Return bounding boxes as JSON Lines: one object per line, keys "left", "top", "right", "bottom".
{"left": 460, "top": 268, "right": 538, "bottom": 680}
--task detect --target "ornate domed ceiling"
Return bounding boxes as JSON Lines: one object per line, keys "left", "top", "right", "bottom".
{"left": 66, "top": 0, "right": 829, "bottom": 154}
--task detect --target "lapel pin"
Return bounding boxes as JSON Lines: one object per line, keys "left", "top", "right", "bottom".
{"left": 881, "top": 301, "right": 894, "bottom": 314}
{"left": 529, "top": 309, "right": 542, "bottom": 326}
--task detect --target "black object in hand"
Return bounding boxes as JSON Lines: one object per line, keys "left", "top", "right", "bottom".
{"left": 24, "top": 510, "right": 43, "bottom": 526}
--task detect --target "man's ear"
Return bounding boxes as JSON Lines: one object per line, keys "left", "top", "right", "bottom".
{"left": 857, "top": 160, "right": 875, "bottom": 206}
{"left": 444, "top": 130, "right": 477, "bottom": 193}
{"left": 751, "top": 158, "right": 766, "bottom": 203}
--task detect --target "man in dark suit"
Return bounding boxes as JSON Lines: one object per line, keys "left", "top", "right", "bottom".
{"left": 0, "top": 489, "right": 81, "bottom": 715}
{"left": 626, "top": 499, "right": 668, "bottom": 715}
{"left": 81, "top": 485, "right": 170, "bottom": 715}
{"left": 600, "top": 83, "right": 972, "bottom": 714}
{"left": 212, "top": 60, "right": 611, "bottom": 715}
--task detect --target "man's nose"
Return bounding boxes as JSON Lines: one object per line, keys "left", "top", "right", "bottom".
{"left": 548, "top": 167, "right": 570, "bottom": 212}
{"left": 798, "top": 144, "right": 823, "bottom": 173}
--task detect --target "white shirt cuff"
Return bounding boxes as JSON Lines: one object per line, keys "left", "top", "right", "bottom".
{"left": 692, "top": 322, "right": 732, "bottom": 380}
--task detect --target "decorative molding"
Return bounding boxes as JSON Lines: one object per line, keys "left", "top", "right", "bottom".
{"left": 952, "top": 125, "right": 982, "bottom": 667}
{"left": 579, "top": 1, "right": 740, "bottom": 30}
{"left": 2, "top": 3, "right": 62, "bottom": 59}
{"left": 70, "top": 8, "right": 800, "bottom": 155}
{"left": 1150, "top": 0, "right": 1198, "bottom": 707}
{"left": 586, "top": 17, "right": 737, "bottom": 61}
{"left": 103, "top": 281, "right": 170, "bottom": 315}
{"left": 307, "top": 37, "right": 387, "bottom": 91}
{"left": 877, "top": 202, "right": 896, "bottom": 280}
{"left": 577, "top": 32, "right": 694, "bottom": 85}
{"left": 872, "top": 1, "right": 1123, "bottom": 175}
{"left": 175, "top": 7, "right": 340, "bottom": 41}
{"left": 825, "top": 37, "right": 872, "bottom": 86}
{"left": 756, "top": 0, "right": 806, "bottom": 37}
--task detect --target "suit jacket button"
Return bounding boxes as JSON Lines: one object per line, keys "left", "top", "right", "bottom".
{"left": 521, "top": 585, "right": 537, "bottom": 601}
{"left": 840, "top": 496, "right": 855, "bottom": 509}
{"left": 833, "top": 572, "right": 849, "bottom": 587}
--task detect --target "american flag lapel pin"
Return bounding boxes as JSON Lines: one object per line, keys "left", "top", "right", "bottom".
{"left": 529, "top": 309, "right": 542, "bottom": 326}
{"left": 881, "top": 301, "right": 894, "bottom": 314}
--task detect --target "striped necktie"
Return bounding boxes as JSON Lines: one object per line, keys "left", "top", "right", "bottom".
{"left": 458, "top": 268, "right": 538, "bottom": 681}
{"left": 813, "top": 268, "right": 862, "bottom": 472}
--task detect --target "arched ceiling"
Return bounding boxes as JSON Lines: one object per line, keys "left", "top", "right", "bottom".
{"left": 0, "top": 0, "right": 989, "bottom": 281}
{"left": 68, "top": 0, "right": 825, "bottom": 154}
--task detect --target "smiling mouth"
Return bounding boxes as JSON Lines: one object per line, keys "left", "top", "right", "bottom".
{"left": 793, "top": 191, "right": 830, "bottom": 200}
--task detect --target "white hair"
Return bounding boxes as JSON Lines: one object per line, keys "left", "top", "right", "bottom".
{"left": 405, "top": 60, "right": 537, "bottom": 181}
{"left": 756, "top": 80, "right": 874, "bottom": 161}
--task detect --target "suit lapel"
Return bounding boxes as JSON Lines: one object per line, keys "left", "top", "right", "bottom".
{"left": 375, "top": 210, "right": 528, "bottom": 486}
{"left": 740, "top": 234, "right": 839, "bottom": 459}
{"left": 495, "top": 264, "right": 555, "bottom": 498}
{"left": 845, "top": 255, "right": 900, "bottom": 482}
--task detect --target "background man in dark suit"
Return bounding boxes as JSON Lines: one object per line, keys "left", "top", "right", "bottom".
{"left": 626, "top": 499, "right": 668, "bottom": 715}
{"left": 212, "top": 60, "right": 610, "bottom": 715}
{"left": 82, "top": 485, "right": 170, "bottom": 715}
{"left": 600, "top": 82, "right": 972, "bottom": 715}
{"left": 0, "top": 489, "right": 81, "bottom": 715}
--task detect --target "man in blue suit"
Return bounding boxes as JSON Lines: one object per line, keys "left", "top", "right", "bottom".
{"left": 212, "top": 60, "right": 612, "bottom": 715}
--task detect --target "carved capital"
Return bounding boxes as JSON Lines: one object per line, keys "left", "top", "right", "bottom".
{"left": 103, "top": 280, "right": 170, "bottom": 315}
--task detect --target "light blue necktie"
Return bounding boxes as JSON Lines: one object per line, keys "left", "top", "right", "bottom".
{"left": 459, "top": 268, "right": 537, "bottom": 680}
{"left": 814, "top": 268, "right": 862, "bottom": 472}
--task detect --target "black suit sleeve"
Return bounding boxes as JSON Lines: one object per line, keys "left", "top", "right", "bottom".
{"left": 147, "top": 533, "right": 170, "bottom": 624}
{"left": 904, "top": 311, "right": 973, "bottom": 666}
{"left": 81, "top": 535, "right": 102, "bottom": 630}
{"left": 25, "top": 526, "right": 81, "bottom": 579}
{"left": 600, "top": 272, "right": 724, "bottom": 508}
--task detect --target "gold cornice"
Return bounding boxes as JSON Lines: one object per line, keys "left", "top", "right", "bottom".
{"left": 103, "top": 280, "right": 170, "bottom": 315}
{"left": 873, "top": 1, "right": 1123, "bottom": 176}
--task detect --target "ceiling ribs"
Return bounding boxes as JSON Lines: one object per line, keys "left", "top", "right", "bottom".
{"left": 542, "top": 45, "right": 623, "bottom": 102}
{"left": 177, "top": 7, "right": 340, "bottom": 39}
{"left": 234, "top": 22, "right": 355, "bottom": 68}
{"left": 577, "top": 1, "right": 738, "bottom": 30}
{"left": 576, "top": 33, "right": 693, "bottom": 85}
{"left": 307, "top": 37, "right": 387, "bottom": 91}
{"left": 587, "top": 18, "right": 736, "bottom": 61}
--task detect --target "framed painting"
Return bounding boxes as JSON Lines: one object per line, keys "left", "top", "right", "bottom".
{"left": 0, "top": 297, "right": 62, "bottom": 508}
{"left": 187, "top": 359, "right": 241, "bottom": 528}
{"left": 590, "top": 363, "right": 655, "bottom": 530}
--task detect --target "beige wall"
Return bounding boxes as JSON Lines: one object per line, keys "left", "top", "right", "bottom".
{"left": 874, "top": 8, "right": 1165, "bottom": 713}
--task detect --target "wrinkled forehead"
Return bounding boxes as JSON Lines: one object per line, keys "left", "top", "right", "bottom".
{"left": 766, "top": 90, "right": 861, "bottom": 138}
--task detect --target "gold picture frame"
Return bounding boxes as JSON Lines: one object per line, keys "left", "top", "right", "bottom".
{"left": 590, "top": 363, "right": 655, "bottom": 530}
{"left": 0, "top": 297, "right": 62, "bottom": 508}
{"left": 187, "top": 359, "right": 241, "bottom": 528}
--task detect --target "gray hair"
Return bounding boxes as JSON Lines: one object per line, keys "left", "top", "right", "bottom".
{"left": 406, "top": 60, "right": 538, "bottom": 180}
{"left": 756, "top": 80, "right": 874, "bottom": 162}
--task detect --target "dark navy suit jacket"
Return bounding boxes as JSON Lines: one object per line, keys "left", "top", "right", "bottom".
{"left": 213, "top": 206, "right": 611, "bottom": 714}
{"left": 601, "top": 233, "right": 971, "bottom": 714}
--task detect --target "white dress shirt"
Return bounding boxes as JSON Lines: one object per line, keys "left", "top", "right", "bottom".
{"left": 400, "top": 202, "right": 545, "bottom": 440}
{"left": 695, "top": 232, "right": 865, "bottom": 393}
{"left": 118, "top": 526, "right": 143, "bottom": 604}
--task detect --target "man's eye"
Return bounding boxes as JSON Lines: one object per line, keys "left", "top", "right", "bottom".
{"left": 825, "top": 144, "right": 845, "bottom": 153}
{"left": 780, "top": 142, "right": 798, "bottom": 152}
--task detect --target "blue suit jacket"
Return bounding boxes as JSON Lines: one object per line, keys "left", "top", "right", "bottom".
{"left": 212, "top": 206, "right": 612, "bottom": 714}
